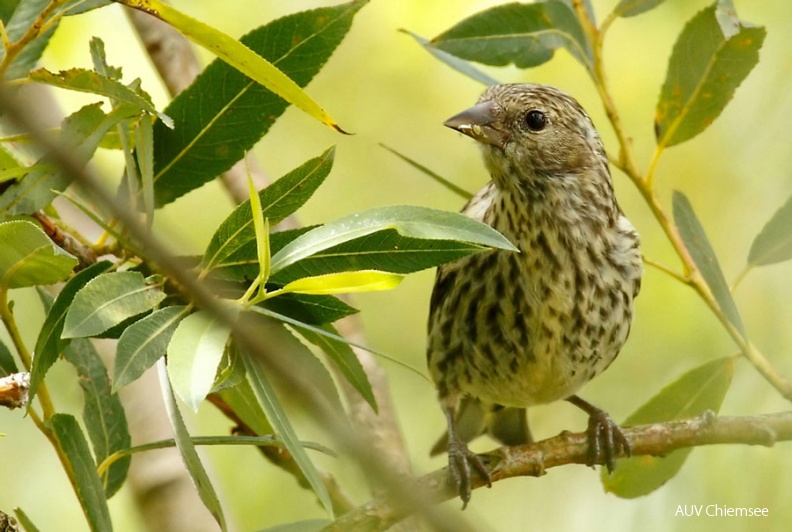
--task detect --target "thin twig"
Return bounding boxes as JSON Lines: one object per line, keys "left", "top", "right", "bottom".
{"left": 327, "top": 412, "right": 792, "bottom": 531}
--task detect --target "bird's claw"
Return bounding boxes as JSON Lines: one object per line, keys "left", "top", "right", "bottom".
{"left": 584, "top": 409, "right": 631, "bottom": 472}
{"left": 448, "top": 440, "right": 491, "bottom": 509}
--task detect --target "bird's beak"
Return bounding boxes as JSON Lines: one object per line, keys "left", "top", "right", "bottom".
{"left": 444, "top": 101, "right": 509, "bottom": 148}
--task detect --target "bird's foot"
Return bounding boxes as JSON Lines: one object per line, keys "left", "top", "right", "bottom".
{"left": 447, "top": 439, "right": 491, "bottom": 509}
{"left": 566, "top": 395, "right": 630, "bottom": 472}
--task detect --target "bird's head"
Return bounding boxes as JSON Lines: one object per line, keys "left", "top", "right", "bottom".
{"left": 445, "top": 83, "right": 609, "bottom": 192}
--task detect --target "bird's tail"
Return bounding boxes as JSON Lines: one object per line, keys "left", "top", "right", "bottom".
{"left": 430, "top": 397, "right": 532, "bottom": 456}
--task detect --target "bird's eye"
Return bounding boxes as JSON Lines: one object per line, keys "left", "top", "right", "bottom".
{"left": 524, "top": 110, "right": 546, "bottom": 131}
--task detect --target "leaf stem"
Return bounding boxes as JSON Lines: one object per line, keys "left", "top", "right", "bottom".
{"left": 642, "top": 256, "right": 688, "bottom": 284}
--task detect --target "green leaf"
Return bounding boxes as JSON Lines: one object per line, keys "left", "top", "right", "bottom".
{"left": 602, "top": 357, "right": 734, "bottom": 498}
{"left": 119, "top": 0, "right": 346, "bottom": 131}
{"left": 259, "top": 520, "right": 332, "bottom": 532}
{"left": 64, "top": 339, "right": 131, "bottom": 498}
{"left": 47, "top": 414, "right": 113, "bottom": 532}
{"left": 61, "top": 0, "right": 112, "bottom": 16}
{"left": 673, "top": 191, "right": 746, "bottom": 337}
{"left": 279, "top": 270, "right": 403, "bottom": 296}
{"left": 0, "top": 0, "right": 58, "bottom": 80}
{"left": 31, "top": 261, "right": 112, "bottom": 401}
{"left": 654, "top": 2, "right": 765, "bottom": 147}
{"left": 232, "top": 315, "right": 346, "bottom": 417}
{"left": 430, "top": 1, "right": 592, "bottom": 71}
{"left": 258, "top": 292, "right": 358, "bottom": 326}
{"left": 13, "top": 508, "right": 40, "bottom": 532}
{"left": 158, "top": 360, "right": 227, "bottom": 530}
{"left": 136, "top": 113, "right": 156, "bottom": 225}
{"left": 401, "top": 30, "right": 499, "bottom": 86}
{"left": 218, "top": 379, "right": 275, "bottom": 436}
{"left": 380, "top": 144, "right": 473, "bottom": 200}
{"left": 0, "top": 338, "right": 17, "bottom": 377}
{"left": 0, "top": 103, "right": 140, "bottom": 216}
{"left": 62, "top": 271, "right": 166, "bottom": 338}
{"left": 747, "top": 195, "right": 792, "bottom": 267}
{"left": 202, "top": 148, "right": 334, "bottom": 276}
{"left": 247, "top": 169, "right": 271, "bottom": 293}
{"left": 269, "top": 205, "right": 517, "bottom": 279}
{"left": 252, "top": 305, "right": 428, "bottom": 381}
{"left": 613, "top": 0, "right": 667, "bottom": 18}
{"left": 151, "top": 2, "right": 364, "bottom": 206}
{"left": 0, "top": 220, "right": 77, "bottom": 289}
{"left": 242, "top": 353, "right": 334, "bottom": 517}
{"left": 29, "top": 67, "right": 172, "bottom": 128}
{"left": 297, "top": 324, "right": 376, "bottom": 411}
{"left": 167, "top": 310, "right": 232, "bottom": 411}
{"left": 114, "top": 305, "right": 189, "bottom": 391}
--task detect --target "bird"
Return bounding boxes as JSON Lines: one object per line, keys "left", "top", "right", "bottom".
{"left": 427, "top": 83, "right": 642, "bottom": 507}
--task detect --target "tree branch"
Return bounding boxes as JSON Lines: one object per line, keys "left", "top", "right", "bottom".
{"left": 327, "top": 412, "right": 792, "bottom": 531}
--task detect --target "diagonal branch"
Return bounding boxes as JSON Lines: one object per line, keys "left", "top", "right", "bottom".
{"left": 327, "top": 411, "right": 792, "bottom": 531}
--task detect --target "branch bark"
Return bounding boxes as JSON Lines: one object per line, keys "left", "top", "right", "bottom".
{"left": 327, "top": 412, "right": 792, "bottom": 531}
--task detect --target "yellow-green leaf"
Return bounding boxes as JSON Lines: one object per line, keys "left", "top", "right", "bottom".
{"left": 117, "top": 0, "right": 345, "bottom": 132}
{"left": 280, "top": 270, "right": 404, "bottom": 296}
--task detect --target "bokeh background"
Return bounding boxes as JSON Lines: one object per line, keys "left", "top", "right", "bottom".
{"left": 2, "top": 0, "right": 791, "bottom": 530}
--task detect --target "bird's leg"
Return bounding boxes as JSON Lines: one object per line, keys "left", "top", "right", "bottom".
{"left": 443, "top": 404, "right": 491, "bottom": 508}
{"left": 566, "top": 395, "right": 630, "bottom": 472}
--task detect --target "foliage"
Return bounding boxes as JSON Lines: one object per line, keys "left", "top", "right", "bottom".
{"left": 0, "top": 0, "right": 790, "bottom": 530}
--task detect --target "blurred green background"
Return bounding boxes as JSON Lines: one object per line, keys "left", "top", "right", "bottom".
{"left": 2, "top": 1, "right": 791, "bottom": 531}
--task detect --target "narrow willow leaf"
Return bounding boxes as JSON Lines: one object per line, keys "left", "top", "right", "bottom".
{"left": 297, "top": 324, "right": 376, "bottom": 411}
{"left": 0, "top": 103, "right": 140, "bottom": 216}
{"left": 0, "top": 220, "right": 77, "bottom": 289}
{"left": 151, "top": 3, "right": 363, "bottom": 206}
{"left": 29, "top": 67, "right": 172, "bottom": 127}
{"left": 602, "top": 357, "right": 734, "bottom": 498}
{"left": 61, "top": 0, "right": 112, "bottom": 16}
{"left": 747, "top": 195, "right": 792, "bottom": 267}
{"left": 47, "top": 414, "right": 113, "bottom": 532}
{"left": 0, "top": 339, "right": 17, "bottom": 377}
{"left": 269, "top": 205, "right": 517, "bottom": 277}
{"left": 280, "top": 270, "right": 403, "bottom": 296}
{"left": 118, "top": 0, "right": 346, "bottom": 131}
{"left": 259, "top": 520, "right": 332, "bottom": 532}
{"left": 654, "top": 3, "right": 765, "bottom": 147}
{"left": 167, "top": 310, "right": 232, "bottom": 411}
{"left": 242, "top": 354, "right": 334, "bottom": 517}
{"left": 62, "top": 271, "right": 166, "bottom": 338}
{"left": 115, "top": 306, "right": 189, "bottom": 391}
{"left": 218, "top": 379, "right": 275, "bottom": 436}
{"left": 270, "top": 230, "right": 495, "bottom": 285}
{"left": 13, "top": 508, "right": 40, "bottom": 532}
{"left": 430, "top": 1, "right": 592, "bottom": 71}
{"left": 31, "top": 261, "right": 112, "bottom": 400}
{"left": 613, "top": 0, "right": 667, "bottom": 18}
{"left": 158, "top": 360, "right": 227, "bottom": 530}
{"left": 673, "top": 191, "right": 746, "bottom": 337}
{"left": 0, "top": 0, "right": 58, "bottom": 80}
{"left": 380, "top": 144, "right": 473, "bottom": 200}
{"left": 250, "top": 305, "right": 429, "bottom": 381}
{"left": 232, "top": 316, "right": 346, "bottom": 417}
{"left": 64, "top": 339, "right": 131, "bottom": 498}
{"left": 202, "top": 148, "right": 334, "bottom": 274}
{"left": 136, "top": 115, "right": 156, "bottom": 225}
{"left": 401, "top": 30, "right": 499, "bottom": 86}
{"left": 259, "top": 292, "right": 358, "bottom": 326}
{"left": 247, "top": 169, "right": 270, "bottom": 290}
